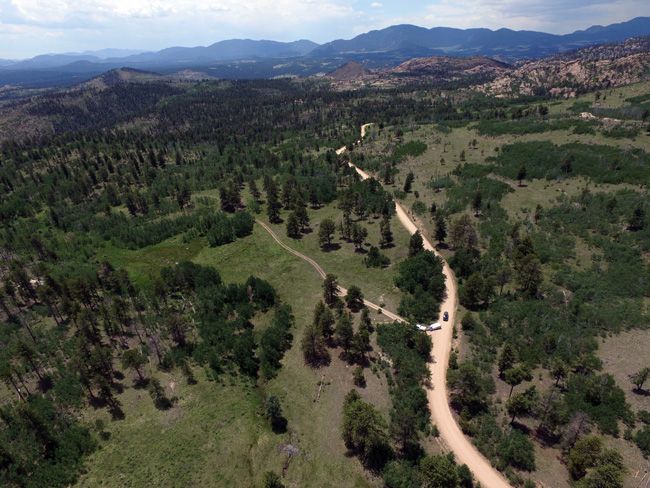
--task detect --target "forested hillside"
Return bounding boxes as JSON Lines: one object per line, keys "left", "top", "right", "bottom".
{"left": 0, "top": 76, "right": 458, "bottom": 488}
{"left": 355, "top": 81, "right": 649, "bottom": 487}
{"left": 0, "top": 68, "right": 648, "bottom": 488}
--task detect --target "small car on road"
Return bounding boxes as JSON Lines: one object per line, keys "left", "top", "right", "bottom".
{"left": 443, "top": 311, "right": 449, "bottom": 321}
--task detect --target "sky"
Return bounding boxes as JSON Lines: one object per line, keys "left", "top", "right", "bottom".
{"left": 1, "top": 0, "right": 650, "bottom": 59}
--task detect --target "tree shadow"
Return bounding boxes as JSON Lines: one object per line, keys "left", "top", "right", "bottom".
{"left": 535, "top": 426, "right": 562, "bottom": 447}
{"left": 400, "top": 441, "right": 425, "bottom": 462}
{"left": 109, "top": 405, "right": 125, "bottom": 421}
{"left": 89, "top": 395, "right": 107, "bottom": 409}
{"left": 435, "top": 242, "right": 449, "bottom": 251}
{"left": 271, "top": 416, "right": 288, "bottom": 434}
{"left": 305, "top": 353, "right": 331, "bottom": 368}
{"left": 133, "top": 377, "right": 151, "bottom": 389}
{"left": 511, "top": 421, "right": 532, "bottom": 435}
{"left": 153, "top": 396, "right": 174, "bottom": 410}
{"left": 38, "top": 375, "right": 54, "bottom": 393}
{"left": 633, "top": 387, "right": 649, "bottom": 396}
{"left": 321, "top": 243, "right": 341, "bottom": 252}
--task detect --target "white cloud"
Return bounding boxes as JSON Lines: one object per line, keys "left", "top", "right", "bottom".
{"left": 3, "top": 0, "right": 355, "bottom": 27}
{"left": 1, "top": 0, "right": 649, "bottom": 58}
{"left": 0, "top": 0, "right": 361, "bottom": 56}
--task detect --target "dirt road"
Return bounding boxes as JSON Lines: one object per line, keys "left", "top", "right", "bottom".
{"left": 344, "top": 127, "right": 511, "bottom": 488}
{"left": 256, "top": 220, "right": 405, "bottom": 323}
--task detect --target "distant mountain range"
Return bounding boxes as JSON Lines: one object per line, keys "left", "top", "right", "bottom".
{"left": 313, "top": 16, "right": 650, "bottom": 59}
{"left": 1, "top": 17, "right": 650, "bottom": 88}
{"left": 1, "top": 40, "right": 318, "bottom": 71}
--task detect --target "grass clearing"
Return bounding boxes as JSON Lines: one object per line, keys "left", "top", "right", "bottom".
{"left": 598, "top": 329, "right": 650, "bottom": 413}
{"left": 97, "top": 235, "right": 205, "bottom": 287}
{"left": 263, "top": 203, "right": 410, "bottom": 313}
{"left": 76, "top": 372, "right": 275, "bottom": 488}
{"left": 89, "top": 223, "right": 393, "bottom": 488}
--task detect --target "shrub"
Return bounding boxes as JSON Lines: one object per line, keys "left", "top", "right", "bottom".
{"left": 497, "top": 430, "right": 535, "bottom": 471}
{"left": 635, "top": 425, "right": 650, "bottom": 456}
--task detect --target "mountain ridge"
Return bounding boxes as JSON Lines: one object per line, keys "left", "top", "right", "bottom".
{"left": 2, "top": 17, "right": 650, "bottom": 88}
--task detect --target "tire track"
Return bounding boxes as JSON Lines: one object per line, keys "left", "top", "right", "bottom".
{"left": 256, "top": 219, "right": 405, "bottom": 323}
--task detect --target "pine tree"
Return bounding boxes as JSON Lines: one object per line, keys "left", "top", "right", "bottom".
{"left": 266, "top": 183, "right": 281, "bottom": 224}
{"left": 498, "top": 343, "right": 516, "bottom": 377}
{"left": 294, "top": 204, "right": 310, "bottom": 231}
{"left": 379, "top": 216, "right": 393, "bottom": 248}
{"left": 317, "top": 306, "right": 335, "bottom": 338}
{"left": 301, "top": 323, "right": 328, "bottom": 366}
{"left": 517, "top": 165, "right": 527, "bottom": 186}
{"left": 286, "top": 212, "right": 301, "bottom": 239}
{"left": 318, "top": 219, "right": 336, "bottom": 249}
{"left": 628, "top": 204, "right": 646, "bottom": 231}
{"left": 408, "top": 231, "right": 424, "bottom": 257}
{"left": 403, "top": 172, "right": 414, "bottom": 193}
{"left": 434, "top": 214, "right": 447, "bottom": 243}
{"left": 323, "top": 274, "right": 338, "bottom": 306}
{"left": 336, "top": 312, "right": 354, "bottom": 354}
{"left": 351, "top": 223, "right": 368, "bottom": 251}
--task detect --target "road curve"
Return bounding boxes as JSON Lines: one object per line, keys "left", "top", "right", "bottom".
{"left": 255, "top": 219, "right": 405, "bottom": 323}
{"left": 344, "top": 126, "right": 511, "bottom": 488}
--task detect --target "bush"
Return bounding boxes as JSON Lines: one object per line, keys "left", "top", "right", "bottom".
{"left": 635, "top": 425, "right": 650, "bottom": 456}
{"left": 497, "top": 430, "right": 535, "bottom": 471}
{"left": 353, "top": 366, "right": 366, "bottom": 387}
{"left": 564, "top": 373, "right": 631, "bottom": 436}
{"left": 342, "top": 390, "right": 393, "bottom": 470}
{"left": 411, "top": 200, "right": 427, "bottom": 216}
{"left": 392, "top": 140, "right": 427, "bottom": 162}
{"left": 231, "top": 211, "right": 255, "bottom": 237}
{"left": 365, "top": 246, "right": 390, "bottom": 268}
{"left": 428, "top": 175, "right": 454, "bottom": 191}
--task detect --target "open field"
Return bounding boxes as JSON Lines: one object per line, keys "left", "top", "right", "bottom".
{"left": 596, "top": 328, "right": 650, "bottom": 488}
{"left": 598, "top": 329, "right": 650, "bottom": 413}
{"left": 264, "top": 203, "right": 410, "bottom": 313}
{"left": 84, "top": 222, "right": 395, "bottom": 488}
{"left": 76, "top": 373, "right": 273, "bottom": 488}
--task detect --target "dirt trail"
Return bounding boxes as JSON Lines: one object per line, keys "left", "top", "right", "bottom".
{"left": 343, "top": 126, "right": 511, "bottom": 488}
{"left": 255, "top": 220, "right": 405, "bottom": 323}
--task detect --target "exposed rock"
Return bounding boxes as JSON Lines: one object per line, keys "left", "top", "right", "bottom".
{"left": 479, "top": 37, "right": 650, "bottom": 97}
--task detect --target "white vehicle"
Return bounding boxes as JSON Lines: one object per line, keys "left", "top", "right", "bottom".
{"left": 416, "top": 322, "right": 442, "bottom": 332}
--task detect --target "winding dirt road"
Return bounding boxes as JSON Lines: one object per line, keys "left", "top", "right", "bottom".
{"left": 344, "top": 126, "right": 511, "bottom": 488}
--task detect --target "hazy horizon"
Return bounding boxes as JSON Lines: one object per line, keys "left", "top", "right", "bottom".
{"left": 2, "top": 0, "right": 650, "bottom": 59}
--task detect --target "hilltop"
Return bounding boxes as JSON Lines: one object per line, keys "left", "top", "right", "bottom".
{"left": 326, "top": 61, "right": 371, "bottom": 81}
{"left": 480, "top": 37, "right": 650, "bottom": 97}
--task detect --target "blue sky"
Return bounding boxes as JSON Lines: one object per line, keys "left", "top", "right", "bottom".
{"left": 1, "top": 0, "right": 650, "bottom": 58}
